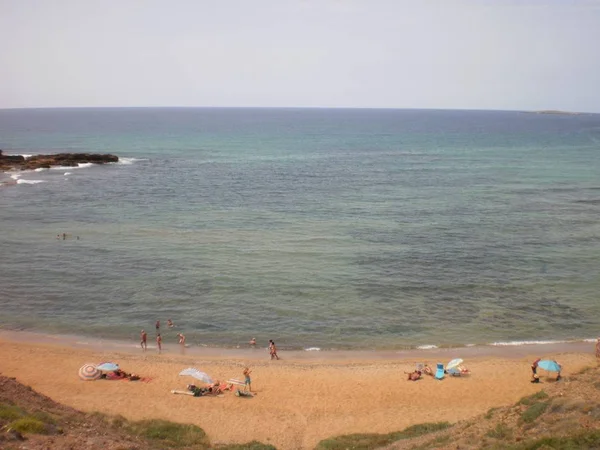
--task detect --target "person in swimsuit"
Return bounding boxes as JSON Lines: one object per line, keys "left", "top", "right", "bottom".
{"left": 243, "top": 367, "right": 252, "bottom": 392}
{"left": 596, "top": 338, "right": 600, "bottom": 359}
{"left": 177, "top": 333, "right": 186, "bottom": 345}
{"left": 156, "top": 333, "right": 162, "bottom": 353}
{"left": 155, "top": 320, "right": 160, "bottom": 332}
{"left": 269, "top": 341, "right": 280, "bottom": 360}
{"left": 167, "top": 319, "right": 174, "bottom": 328}
{"left": 140, "top": 330, "right": 147, "bottom": 350}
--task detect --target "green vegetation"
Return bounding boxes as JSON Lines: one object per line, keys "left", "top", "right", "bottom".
{"left": 314, "top": 421, "right": 451, "bottom": 450}
{"left": 518, "top": 391, "right": 549, "bottom": 406}
{"left": 124, "top": 419, "right": 210, "bottom": 449}
{"left": 520, "top": 401, "right": 549, "bottom": 424}
{"left": 508, "top": 429, "right": 600, "bottom": 449}
{"left": 485, "top": 407, "right": 500, "bottom": 420}
{"left": 0, "top": 403, "right": 24, "bottom": 420}
{"left": 9, "top": 416, "right": 48, "bottom": 434}
{"left": 486, "top": 423, "right": 513, "bottom": 440}
{"left": 215, "top": 442, "right": 277, "bottom": 450}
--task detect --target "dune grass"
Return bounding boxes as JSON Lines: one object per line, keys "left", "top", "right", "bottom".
{"left": 520, "top": 401, "right": 549, "bottom": 424}
{"left": 508, "top": 429, "right": 600, "bottom": 449}
{"left": 518, "top": 391, "right": 549, "bottom": 406}
{"left": 0, "top": 402, "right": 25, "bottom": 421}
{"left": 9, "top": 416, "right": 48, "bottom": 434}
{"left": 314, "top": 421, "right": 451, "bottom": 450}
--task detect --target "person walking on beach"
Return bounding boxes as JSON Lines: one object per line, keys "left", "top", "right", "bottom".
{"left": 269, "top": 340, "right": 280, "bottom": 360}
{"left": 243, "top": 367, "right": 252, "bottom": 392}
{"left": 156, "top": 333, "right": 162, "bottom": 353}
{"left": 140, "top": 330, "right": 147, "bottom": 350}
{"left": 155, "top": 320, "right": 160, "bottom": 332}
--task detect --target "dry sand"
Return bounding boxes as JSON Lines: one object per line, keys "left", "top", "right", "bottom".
{"left": 0, "top": 332, "right": 594, "bottom": 450}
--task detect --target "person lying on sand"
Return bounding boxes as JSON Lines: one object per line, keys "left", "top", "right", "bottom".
{"left": 423, "top": 365, "right": 433, "bottom": 376}
{"left": 405, "top": 370, "right": 422, "bottom": 381}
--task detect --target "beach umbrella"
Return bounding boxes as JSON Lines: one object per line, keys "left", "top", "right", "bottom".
{"left": 179, "top": 368, "right": 213, "bottom": 384}
{"left": 79, "top": 363, "right": 101, "bottom": 381}
{"left": 538, "top": 360, "right": 561, "bottom": 372}
{"left": 96, "top": 362, "right": 119, "bottom": 372}
{"left": 447, "top": 358, "right": 464, "bottom": 370}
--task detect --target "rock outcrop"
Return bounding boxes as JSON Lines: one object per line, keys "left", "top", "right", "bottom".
{"left": 0, "top": 150, "right": 119, "bottom": 171}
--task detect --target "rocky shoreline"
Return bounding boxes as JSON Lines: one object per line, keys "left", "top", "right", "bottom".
{"left": 0, "top": 150, "right": 119, "bottom": 171}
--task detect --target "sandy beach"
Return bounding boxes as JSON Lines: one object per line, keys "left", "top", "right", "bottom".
{"left": 0, "top": 332, "right": 595, "bottom": 450}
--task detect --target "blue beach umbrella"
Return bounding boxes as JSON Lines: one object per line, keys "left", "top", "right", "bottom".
{"left": 538, "top": 360, "right": 561, "bottom": 372}
{"left": 96, "top": 362, "right": 120, "bottom": 372}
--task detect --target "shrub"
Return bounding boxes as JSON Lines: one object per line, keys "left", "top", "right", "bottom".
{"left": 128, "top": 419, "right": 209, "bottom": 448}
{"left": 520, "top": 402, "right": 548, "bottom": 424}
{"left": 315, "top": 422, "right": 451, "bottom": 449}
{"left": 0, "top": 403, "right": 24, "bottom": 421}
{"left": 9, "top": 416, "right": 47, "bottom": 434}
{"left": 518, "top": 391, "right": 549, "bottom": 406}
{"left": 486, "top": 423, "right": 513, "bottom": 440}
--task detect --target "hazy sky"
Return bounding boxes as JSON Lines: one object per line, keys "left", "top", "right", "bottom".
{"left": 1, "top": 0, "right": 600, "bottom": 111}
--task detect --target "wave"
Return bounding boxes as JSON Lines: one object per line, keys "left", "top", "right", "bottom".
{"left": 117, "top": 157, "right": 147, "bottom": 165}
{"left": 489, "top": 339, "right": 572, "bottom": 347}
{"left": 416, "top": 344, "right": 438, "bottom": 350}
{"left": 34, "top": 167, "right": 48, "bottom": 172}
{"left": 49, "top": 162, "right": 95, "bottom": 170}
{"left": 16, "top": 179, "right": 46, "bottom": 185}
{"left": 64, "top": 172, "right": 72, "bottom": 176}
{"left": 304, "top": 347, "right": 321, "bottom": 351}
{"left": 10, "top": 173, "right": 21, "bottom": 180}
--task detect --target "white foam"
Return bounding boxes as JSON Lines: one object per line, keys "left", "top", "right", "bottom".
{"left": 64, "top": 172, "right": 72, "bottom": 176}
{"left": 49, "top": 163, "right": 95, "bottom": 170}
{"left": 417, "top": 344, "right": 438, "bottom": 350}
{"left": 77, "top": 162, "right": 94, "bottom": 168}
{"left": 117, "top": 157, "right": 147, "bottom": 165}
{"left": 34, "top": 167, "right": 48, "bottom": 172}
{"left": 304, "top": 347, "right": 321, "bottom": 351}
{"left": 16, "top": 179, "right": 46, "bottom": 185}
{"left": 489, "top": 340, "right": 568, "bottom": 347}
{"left": 10, "top": 173, "right": 21, "bottom": 180}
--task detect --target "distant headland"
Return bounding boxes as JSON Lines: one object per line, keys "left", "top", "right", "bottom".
{"left": 0, "top": 150, "right": 119, "bottom": 171}
{"left": 525, "top": 110, "right": 584, "bottom": 116}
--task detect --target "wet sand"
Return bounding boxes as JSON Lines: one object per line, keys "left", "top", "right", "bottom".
{"left": 0, "top": 331, "right": 595, "bottom": 449}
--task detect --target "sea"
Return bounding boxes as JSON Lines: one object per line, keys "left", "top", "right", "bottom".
{"left": 1, "top": 107, "right": 599, "bottom": 351}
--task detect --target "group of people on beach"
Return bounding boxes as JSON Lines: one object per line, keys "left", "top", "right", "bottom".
{"left": 140, "top": 319, "right": 179, "bottom": 353}
{"left": 140, "top": 321, "right": 281, "bottom": 360}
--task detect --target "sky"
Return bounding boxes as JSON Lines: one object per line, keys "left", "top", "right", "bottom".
{"left": 1, "top": 0, "right": 600, "bottom": 112}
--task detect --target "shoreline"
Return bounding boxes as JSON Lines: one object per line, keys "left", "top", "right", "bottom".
{"left": 0, "top": 331, "right": 596, "bottom": 449}
{"left": 0, "top": 329, "right": 594, "bottom": 362}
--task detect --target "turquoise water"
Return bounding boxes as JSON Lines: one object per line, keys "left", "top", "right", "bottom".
{"left": 1, "top": 108, "right": 599, "bottom": 349}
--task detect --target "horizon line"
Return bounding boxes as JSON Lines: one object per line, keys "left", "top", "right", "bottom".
{"left": 0, "top": 105, "right": 596, "bottom": 114}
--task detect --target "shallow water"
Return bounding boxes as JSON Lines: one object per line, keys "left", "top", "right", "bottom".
{"left": 1, "top": 108, "right": 599, "bottom": 349}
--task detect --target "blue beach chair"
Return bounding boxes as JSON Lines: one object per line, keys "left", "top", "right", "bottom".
{"left": 435, "top": 363, "right": 445, "bottom": 380}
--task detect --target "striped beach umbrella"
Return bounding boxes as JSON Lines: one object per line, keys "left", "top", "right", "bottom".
{"left": 79, "top": 363, "right": 101, "bottom": 381}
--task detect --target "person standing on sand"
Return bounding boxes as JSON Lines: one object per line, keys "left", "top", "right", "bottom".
{"left": 243, "top": 367, "right": 252, "bottom": 392}
{"left": 269, "top": 340, "right": 280, "bottom": 360}
{"left": 531, "top": 358, "right": 540, "bottom": 375}
{"left": 156, "top": 333, "right": 162, "bottom": 353}
{"left": 140, "top": 330, "right": 147, "bottom": 350}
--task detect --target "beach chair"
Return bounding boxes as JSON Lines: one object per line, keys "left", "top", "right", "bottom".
{"left": 435, "top": 363, "right": 445, "bottom": 380}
